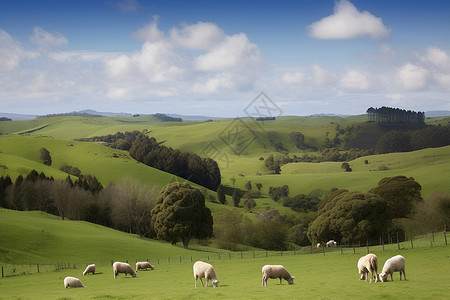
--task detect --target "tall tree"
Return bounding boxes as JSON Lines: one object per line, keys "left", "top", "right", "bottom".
{"left": 39, "top": 147, "right": 52, "bottom": 166}
{"left": 151, "top": 182, "right": 213, "bottom": 248}
{"left": 217, "top": 185, "right": 226, "bottom": 205}
{"left": 232, "top": 189, "right": 241, "bottom": 207}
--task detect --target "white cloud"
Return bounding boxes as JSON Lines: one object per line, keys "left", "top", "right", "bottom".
{"left": 281, "top": 72, "right": 304, "bottom": 85}
{"left": 0, "top": 29, "right": 34, "bottom": 71}
{"left": 30, "top": 27, "right": 68, "bottom": 51}
{"left": 133, "top": 17, "right": 164, "bottom": 42}
{"left": 170, "top": 22, "right": 224, "bottom": 50}
{"left": 397, "top": 63, "right": 429, "bottom": 91}
{"left": 194, "top": 33, "right": 261, "bottom": 72}
{"left": 192, "top": 73, "right": 236, "bottom": 94}
{"left": 308, "top": 0, "right": 390, "bottom": 40}
{"left": 339, "top": 70, "right": 370, "bottom": 90}
{"left": 113, "top": 0, "right": 140, "bottom": 13}
{"left": 311, "top": 64, "right": 335, "bottom": 85}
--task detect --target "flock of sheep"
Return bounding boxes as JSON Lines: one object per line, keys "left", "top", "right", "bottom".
{"left": 64, "top": 252, "right": 406, "bottom": 289}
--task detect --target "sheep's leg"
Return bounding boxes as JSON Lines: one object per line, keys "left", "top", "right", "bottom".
{"left": 279, "top": 277, "right": 282, "bottom": 285}
{"left": 200, "top": 278, "right": 204, "bottom": 287}
{"left": 195, "top": 276, "right": 197, "bottom": 288}
{"left": 206, "top": 279, "right": 208, "bottom": 287}
{"left": 403, "top": 270, "right": 406, "bottom": 281}
{"left": 391, "top": 273, "right": 393, "bottom": 281}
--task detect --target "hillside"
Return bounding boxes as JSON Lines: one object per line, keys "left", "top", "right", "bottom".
{"left": 0, "top": 209, "right": 210, "bottom": 264}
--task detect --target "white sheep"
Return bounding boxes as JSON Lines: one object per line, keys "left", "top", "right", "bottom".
{"left": 261, "top": 265, "right": 294, "bottom": 286}
{"left": 136, "top": 261, "right": 154, "bottom": 272}
{"left": 379, "top": 255, "right": 406, "bottom": 282}
{"left": 357, "top": 253, "right": 379, "bottom": 283}
{"left": 193, "top": 261, "right": 220, "bottom": 288}
{"left": 317, "top": 243, "right": 322, "bottom": 248}
{"left": 64, "top": 276, "right": 85, "bottom": 288}
{"left": 83, "top": 264, "right": 96, "bottom": 276}
{"left": 326, "top": 240, "right": 337, "bottom": 247}
{"left": 113, "top": 261, "right": 137, "bottom": 278}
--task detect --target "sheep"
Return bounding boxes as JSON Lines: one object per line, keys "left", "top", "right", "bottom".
{"left": 64, "top": 276, "right": 85, "bottom": 288}
{"left": 193, "top": 261, "right": 220, "bottom": 288}
{"left": 317, "top": 243, "right": 322, "bottom": 248}
{"left": 357, "top": 253, "right": 379, "bottom": 283}
{"left": 326, "top": 240, "right": 337, "bottom": 247}
{"left": 113, "top": 261, "right": 137, "bottom": 278}
{"left": 379, "top": 255, "right": 406, "bottom": 282}
{"left": 136, "top": 261, "right": 154, "bottom": 272}
{"left": 262, "top": 265, "right": 294, "bottom": 286}
{"left": 83, "top": 264, "right": 96, "bottom": 276}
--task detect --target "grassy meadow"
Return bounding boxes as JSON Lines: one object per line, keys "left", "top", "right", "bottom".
{"left": 1, "top": 115, "right": 450, "bottom": 298}
{"left": 0, "top": 209, "right": 449, "bottom": 299}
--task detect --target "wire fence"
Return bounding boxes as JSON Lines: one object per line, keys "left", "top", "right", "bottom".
{"left": 1, "top": 231, "right": 447, "bottom": 278}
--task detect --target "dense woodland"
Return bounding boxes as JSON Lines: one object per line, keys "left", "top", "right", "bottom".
{"left": 366, "top": 106, "right": 425, "bottom": 125}
{"left": 77, "top": 131, "right": 221, "bottom": 191}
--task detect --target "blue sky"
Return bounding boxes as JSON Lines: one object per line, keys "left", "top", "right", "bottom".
{"left": 1, "top": 0, "right": 449, "bottom": 117}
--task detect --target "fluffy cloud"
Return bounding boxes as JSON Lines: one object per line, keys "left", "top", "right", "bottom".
{"left": 311, "top": 64, "right": 336, "bottom": 86}
{"left": 31, "top": 27, "right": 68, "bottom": 52}
{"left": 0, "top": 29, "right": 33, "bottom": 71}
{"left": 339, "top": 70, "right": 370, "bottom": 90}
{"left": 170, "top": 22, "right": 224, "bottom": 50}
{"left": 397, "top": 63, "right": 429, "bottom": 91}
{"left": 194, "top": 33, "right": 261, "bottom": 72}
{"left": 308, "top": 0, "right": 390, "bottom": 40}
{"left": 281, "top": 72, "right": 304, "bottom": 85}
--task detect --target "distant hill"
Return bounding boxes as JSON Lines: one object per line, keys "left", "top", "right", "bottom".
{"left": 425, "top": 110, "right": 450, "bottom": 117}
{"left": 0, "top": 112, "right": 37, "bottom": 121}
{"left": 75, "top": 109, "right": 132, "bottom": 116}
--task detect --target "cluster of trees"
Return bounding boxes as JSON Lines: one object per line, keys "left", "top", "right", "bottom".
{"left": 269, "top": 185, "right": 334, "bottom": 213}
{"left": 375, "top": 125, "right": 450, "bottom": 154}
{"left": 0, "top": 172, "right": 213, "bottom": 248}
{"left": 366, "top": 106, "right": 425, "bottom": 125}
{"left": 37, "top": 112, "right": 103, "bottom": 118}
{"left": 263, "top": 148, "right": 372, "bottom": 172}
{"left": 307, "top": 176, "right": 425, "bottom": 244}
{"left": 78, "top": 131, "right": 221, "bottom": 191}
{"left": 152, "top": 113, "right": 182, "bottom": 122}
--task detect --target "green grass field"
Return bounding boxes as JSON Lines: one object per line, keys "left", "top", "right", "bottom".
{"left": 0, "top": 209, "right": 449, "bottom": 299}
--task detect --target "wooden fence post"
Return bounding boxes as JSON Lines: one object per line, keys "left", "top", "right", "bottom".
{"left": 444, "top": 225, "right": 447, "bottom": 246}
{"left": 397, "top": 232, "right": 400, "bottom": 250}
{"left": 411, "top": 236, "right": 414, "bottom": 249}
{"left": 37, "top": 264, "right": 39, "bottom": 273}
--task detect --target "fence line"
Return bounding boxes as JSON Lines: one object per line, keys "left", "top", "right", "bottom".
{"left": 1, "top": 231, "right": 447, "bottom": 278}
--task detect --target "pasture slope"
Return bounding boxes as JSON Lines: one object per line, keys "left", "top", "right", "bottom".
{"left": 0, "top": 209, "right": 449, "bottom": 299}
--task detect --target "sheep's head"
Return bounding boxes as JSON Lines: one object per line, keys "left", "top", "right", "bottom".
{"left": 379, "top": 273, "right": 387, "bottom": 282}
{"left": 132, "top": 271, "right": 137, "bottom": 278}
{"left": 212, "top": 279, "right": 219, "bottom": 288}
{"left": 287, "top": 277, "right": 294, "bottom": 285}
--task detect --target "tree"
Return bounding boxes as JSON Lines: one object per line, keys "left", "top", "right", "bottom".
{"left": 307, "top": 190, "right": 390, "bottom": 244}
{"left": 232, "top": 188, "right": 241, "bottom": 207}
{"left": 243, "top": 194, "right": 256, "bottom": 212}
{"left": 369, "top": 176, "right": 423, "bottom": 219}
{"left": 217, "top": 185, "right": 226, "bottom": 204}
{"left": 39, "top": 147, "right": 52, "bottom": 166}
{"left": 244, "top": 181, "right": 252, "bottom": 191}
{"left": 289, "top": 131, "right": 305, "bottom": 149}
{"left": 256, "top": 183, "right": 263, "bottom": 192}
{"left": 151, "top": 182, "right": 213, "bottom": 248}
{"left": 341, "top": 162, "right": 352, "bottom": 172}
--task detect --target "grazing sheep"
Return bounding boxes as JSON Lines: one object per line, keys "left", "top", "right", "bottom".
{"left": 113, "top": 261, "right": 137, "bottom": 278}
{"left": 357, "top": 254, "right": 379, "bottom": 283}
{"left": 326, "top": 240, "right": 337, "bottom": 247}
{"left": 262, "top": 265, "right": 294, "bottom": 286}
{"left": 379, "top": 255, "right": 406, "bottom": 282}
{"left": 64, "top": 276, "right": 85, "bottom": 288}
{"left": 193, "top": 261, "right": 219, "bottom": 288}
{"left": 83, "top": 264, "right": 96, "bottom": 276}
{"left": 136, "top": 261, "right": 154, "bottom": 272}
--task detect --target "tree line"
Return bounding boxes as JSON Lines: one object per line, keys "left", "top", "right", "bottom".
{"left": 366, "top": 106, "right": 425, "bottom": 125}
{"left": 0, "top": 171, "right": 213, "bottom": 248}
{"left": 77, "top": 131, "right": 221, "bottom": 191}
